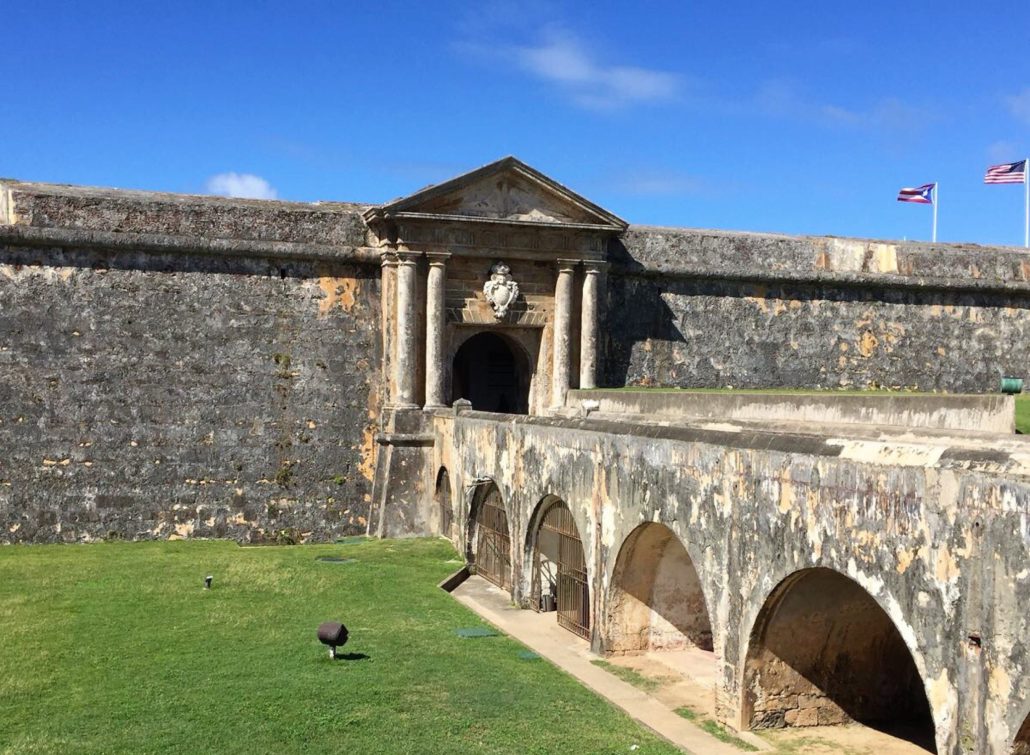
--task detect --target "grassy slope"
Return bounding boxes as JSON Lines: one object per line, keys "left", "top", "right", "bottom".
{"left": 0, "top": 539, "right": 678, "bottom": 755}
{"left": 1017, "top": 396, "right": 1029, "bottom": 434}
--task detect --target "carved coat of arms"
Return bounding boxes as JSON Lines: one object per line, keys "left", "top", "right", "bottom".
{"left": 483, "top": 261, "right": 519, "bottom": 320}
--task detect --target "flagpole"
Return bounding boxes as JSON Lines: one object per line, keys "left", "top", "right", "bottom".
{"left": 1024, "top": 159, "right": 1028, "bottom": 248}
{"left": 933, "top": 183, "right": 938, "bottom": 243}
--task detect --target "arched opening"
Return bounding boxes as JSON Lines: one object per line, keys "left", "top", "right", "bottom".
{"left": 451, "top": 331, "right": 529, "bottom": 414}
{"left": 1012, "top": 712, "right": 1030, "bottom": 755}
{"left": 743, "top": 568, "right": 936, "bottom": 753}
{"left": 434, "top": 467, "right": 453, "bottom": 540}
{"left": 607, "top": 522, "right": 713, "bottom": 653}
{"left": 466, "top": 481, "right": 511, "bottom": 592}
{"left": 529, "top": 498, "right": 590, "bottom": 639}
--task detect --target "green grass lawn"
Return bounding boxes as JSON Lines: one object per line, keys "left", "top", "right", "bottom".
{"left": 0, "top": 539, "right": 679, "bottom": 755}
{"left": 1017, "top": 395, "right": 1029, "bottom": 434}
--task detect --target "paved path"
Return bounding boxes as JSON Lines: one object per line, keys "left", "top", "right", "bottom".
{"left": 450, "top": 575, "right": 769, "bottom": 755}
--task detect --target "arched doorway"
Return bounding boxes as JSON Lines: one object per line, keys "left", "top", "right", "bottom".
{"left": 529, "top": 498, "right": 590, "bottom": 639}
{"left": 467, "top": 481, "right": 511, "bottom": 592}
{"left": 451, "top": 331, "right": 529, "bottom": 414}
{"left": 607, "top": 523, "right": 713, "bottom": 653}
{"left": 434, "top": 467, "right": 453, "bottom": 540}
{"left": 743, "top": 568, "right": 936, "bottom": 753}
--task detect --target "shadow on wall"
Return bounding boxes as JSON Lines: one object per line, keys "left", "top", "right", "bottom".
{"left": 606, "top": 522, "right": 713, "bottom": 653}
{"left": 743, "top": 568, "right": 937, "bottom": 753}
{"left": 604, "top": 241, "right": 684, "bottom": 388}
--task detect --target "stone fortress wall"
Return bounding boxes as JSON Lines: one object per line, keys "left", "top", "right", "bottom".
{"left": 606, "top": 226, "right": 1030, "bottom": 392}
{"left": 0, "top": 181, "right": 382, "bottom": 543}
{"left": 1, "top": 175, "right": 1029, "bottom": 544}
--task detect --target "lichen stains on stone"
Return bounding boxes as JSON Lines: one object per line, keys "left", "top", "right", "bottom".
{"left": 316, "top": 275, "right": 360, "bottom": 315}
{"left": 858, "top": 330, "right": 879, "bottom": 357}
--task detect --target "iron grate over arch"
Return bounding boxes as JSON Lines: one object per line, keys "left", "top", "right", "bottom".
{"left": 531, "top": 500, "right": 590, "bottom": 639}
{"left": 470, "top": 484, "right": 511, "bottom": 592}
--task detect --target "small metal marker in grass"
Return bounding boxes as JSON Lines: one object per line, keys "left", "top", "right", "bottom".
{"left": 315, "top": 556, "right": 357, "bottom": 564}
{"left": 454, "top": 627, "right": 498, "bottom": 638}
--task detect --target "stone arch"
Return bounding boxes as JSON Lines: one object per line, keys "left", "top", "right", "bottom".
{"left": 606, "top": 522, "right": 713, "bottom": 653}
{"left": 525, "top": 495, "right": 591, "bottom": 639}
{"left": 433, "top": 466, "right": 453, "bottom": 540}
{"left": 466, "top": 479, "right": 513, "bottom": 592}
{"left": 742, "top": 567, "right": 936, "bottom": 753}
{"left": 450, "top": 328, "right": 536, "bottom": 414}
{"left": 1013, "top": 711, "right": 1030, "bottom": 754}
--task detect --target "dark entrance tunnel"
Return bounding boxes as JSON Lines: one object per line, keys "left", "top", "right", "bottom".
{"left": 452, "top": 331, "right": 529, "bottom": 414}
{"left": 607, "top": 523, "right": 713, "bottom": 653}
{"left": 743, "top": 568, "right": 936, "bottom": 752}
{"left": 434, "top": 467, "right": 453, "bottom": 539}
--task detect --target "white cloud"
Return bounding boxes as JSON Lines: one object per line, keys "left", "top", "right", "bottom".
{"left": 510, "top": 29, "right": 680, "bottom": 110}
{"left": 1005, "top": 88, "right": 1030, "bottom": 125}
{"left": 756, "top": 80, "right": 929, "bottom": 130}
{"left": 204, "top": 172, "right": 278, "bottom": 200}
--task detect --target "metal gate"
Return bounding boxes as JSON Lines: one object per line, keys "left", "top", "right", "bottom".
{"left": 533, "top": 501, "right": 590, "bottom": 639}
{"left": 471, "top": 485, "right": 511, "bottom": 591}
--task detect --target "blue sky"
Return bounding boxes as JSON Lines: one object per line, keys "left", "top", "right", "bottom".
{"left": 3, "top": 1, "right": 1030, "bottom": 246}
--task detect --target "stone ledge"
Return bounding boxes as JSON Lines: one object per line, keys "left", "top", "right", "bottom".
{"left": 0, "top": 224, "right": 382, "bottom": 265}
{"left": 569, "top": 389, "right": 1016, "bottom": 434}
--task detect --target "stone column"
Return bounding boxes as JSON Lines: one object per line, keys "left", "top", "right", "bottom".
{"left": 394, "top": 251, "right": 420, "bottom": 408}
{"left": 551, "top": 259, "right": 578, "bottom": 409}
{"left": 424, "top": 252, "right": 450, "bottom": 409}
{"left": 579, "top": 261, "right": 605, "bottom": 390}
{"left": 380, "top": 252, "right": 398, "bottom": 404}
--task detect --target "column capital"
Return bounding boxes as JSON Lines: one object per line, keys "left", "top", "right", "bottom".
{"left": 396, "top": 250, "right": 422, "bottom": 266}
{"left": 426, "top": 252, "right": 452, "bottom": 266}
{"left": 583, "top": 260, "right": 609, "bottom": 274}
{"left": 556, "top": 258, "right": 581, "bottom": 273}
{"left": 380, "top": 251, "right": 398, "bottom": 267}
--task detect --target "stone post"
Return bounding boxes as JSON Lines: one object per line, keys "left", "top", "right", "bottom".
{"left": 552, "top": 259, "right": 578, "bottom": 409}
{"left": 579, "top": 261, "right": 605, "bottom": 390}
{"left": 424, "top": 252, "right": 450, "bottom": 409}
{"left": 394, "top": 251, "right": 420, "bottom": 408}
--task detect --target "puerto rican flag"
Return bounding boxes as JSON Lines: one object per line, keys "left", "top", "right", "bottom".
{"left": 897, "top": 183, "right": 935, "bottom": 204}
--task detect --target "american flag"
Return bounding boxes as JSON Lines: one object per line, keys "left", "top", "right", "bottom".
{"left": 897, "top": 184, "right": 935, "bottom": 204}
{"left": 984, "top": 160, "right": 1027, "bottom": 184}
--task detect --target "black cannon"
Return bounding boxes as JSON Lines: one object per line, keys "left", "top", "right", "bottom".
{"left": 317, "top": 621, "right": 349, "bottom": 659}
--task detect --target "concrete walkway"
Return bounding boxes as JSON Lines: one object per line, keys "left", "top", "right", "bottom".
{"left": 450, "top": 575, "right": 768, "bottom": 755}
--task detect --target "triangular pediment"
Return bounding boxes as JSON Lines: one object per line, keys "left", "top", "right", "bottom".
{"left": 365, "top": 157, "right": 627, "bottom": 231}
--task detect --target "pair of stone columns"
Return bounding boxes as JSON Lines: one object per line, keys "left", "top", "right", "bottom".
{"left": 384, "top": 252, "right": 603, "bottom": 412}
{"left": 382, "top": 251, "right": 450, "bottom": 410}
{"left": 552, "top": 259, "right": 605, "bottom": 409}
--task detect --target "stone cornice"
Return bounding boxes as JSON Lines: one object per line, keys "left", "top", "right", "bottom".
{"left": 0, "top": 224, "right": 381, "bottom": 265}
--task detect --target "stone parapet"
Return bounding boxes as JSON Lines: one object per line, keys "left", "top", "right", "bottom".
{"left": 1, "top": 180, "right": 370, "bottom": 247}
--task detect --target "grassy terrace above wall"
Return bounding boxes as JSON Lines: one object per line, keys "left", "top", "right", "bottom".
{"left": 0, "top": 538, "right": 678, "bottom": 754}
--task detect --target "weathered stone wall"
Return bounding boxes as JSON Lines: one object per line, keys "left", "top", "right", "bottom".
{"left": 0, "top": 182, "right": 382, "bottom": 544}
{"left": 606, "top": 227, "right": 1030, "bottom": 392}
